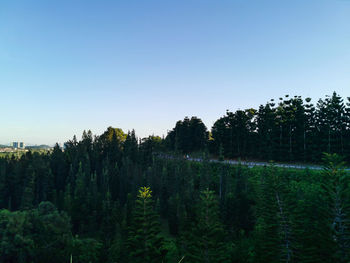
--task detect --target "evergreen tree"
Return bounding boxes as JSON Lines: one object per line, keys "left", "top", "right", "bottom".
{"left": 321, "top": 153, "right": 350, "bottom": 262}
{"left": 253, "top": 167, "right": 293, "bottom": 263}
{"left": 126, "top": 187, "right": 166, "bottom": 263}
{"left": 184, "top": 189, "right": 229, "bottom": 263}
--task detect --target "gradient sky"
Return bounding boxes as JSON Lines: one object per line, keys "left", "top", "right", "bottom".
{"left": 1, "top": 0, "right": 350, "bottom": 145}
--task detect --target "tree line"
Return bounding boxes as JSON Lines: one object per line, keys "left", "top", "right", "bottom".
{"left": 166, "top": 92, "right": 350, "bottom": 163}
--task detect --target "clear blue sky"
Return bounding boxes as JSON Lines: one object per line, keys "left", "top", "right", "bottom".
{"left": 1, "top": 0, "right": 349, "bottom": 145}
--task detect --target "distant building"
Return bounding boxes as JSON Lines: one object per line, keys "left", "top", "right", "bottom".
{"left": 12, "top": 142, "right": 25, "bottom": 149}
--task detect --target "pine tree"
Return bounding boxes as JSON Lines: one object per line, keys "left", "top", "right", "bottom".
{"left": 304, "top": 97, "right": 316, "bottom": 161}
{"left": 71, "top": 162, "right": 88, "bottom": 234}
{"left": 253, "top": 166, "right": 293, "bottom": 263}
{"left": 126, "top": 187, "right": 166, "bottom": 263}
{"left": 20, "top": 165, "right": 35, "bottom": 210}
{"left": 124, "top": 129, "right": 139, "bottom": 162}
{"left": 185, "top": 189, "right": 229, "bottom": 263}
{"left": 321, "top": 153, "right": 350, "bottom": 262}
{"left": 256, "top": 101, "right": 276, "bottom": 160}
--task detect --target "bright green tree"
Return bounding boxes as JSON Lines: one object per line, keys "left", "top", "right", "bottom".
{"left": 126, "top": 187, "right": 166, "bottom": 263}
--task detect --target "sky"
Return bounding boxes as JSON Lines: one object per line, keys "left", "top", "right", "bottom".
{"left": 0, "top": 0, "right": 350, "bottom": 145}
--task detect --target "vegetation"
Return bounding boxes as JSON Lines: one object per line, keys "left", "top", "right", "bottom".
{"left": 0, "top": 92, "right": 350, "bottom": 262}
{"left": 168, "top": 92, "right": 350, "bottom": 163}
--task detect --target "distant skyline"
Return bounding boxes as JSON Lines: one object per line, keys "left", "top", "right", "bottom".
{"left": 1, "top": 0, "right": 350, "bottom": 144}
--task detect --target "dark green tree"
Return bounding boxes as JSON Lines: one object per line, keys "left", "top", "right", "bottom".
{"left": 20, "top": 165, "right": 35, "bottom": 210}
{"left": 184, "top": 189, "right": 229, "bottom": 263}
{"left": 321, "top": 153, "right": 350, "bottom": 262}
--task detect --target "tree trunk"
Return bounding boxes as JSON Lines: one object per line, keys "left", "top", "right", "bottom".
{"left": 275, "top": 192, "right": 292, "bottom": 263}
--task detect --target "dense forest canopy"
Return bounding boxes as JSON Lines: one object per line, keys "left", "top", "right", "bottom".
{"left": 0, "top": 92, "right": 350, "bottom": 262}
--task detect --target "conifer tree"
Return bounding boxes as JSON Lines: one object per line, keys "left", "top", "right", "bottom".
{"left": 253, "top": 167, "right": 293, "bottom": 263}
{"left": 303, "top": 97, "right": 316, "bottom": 161}
{"left": 168, "top": 194, "right": 180, "bottom": 236}
{"left": 126, "top": 187, "right": 166, "bottom": 263}
{"left": 321, "top": 153, "right": 350, "bottom": 262}
{"left": 291, "top": 181, "right": 332, "bottom": 263}
{"left": 72, "top": 162, "right": 88, "bottom": 234}
{"left": 185, "top": 189, "right": 229, "bottom": 263}
{"left": 124, "top": 129, "right": 139, "bottom": 162}
{"left": 20, "top": 165, "right": 35, "bottom": 210}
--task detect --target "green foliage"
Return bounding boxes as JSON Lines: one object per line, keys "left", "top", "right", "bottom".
{"left": 166, "top": 116, "right": 209, "bottom": 153}
{"left": 72, "top": 237, "right": 102, "bottom": 263}
{"left": 0, "top": 202, "right": 72, "bottom": 263}
{"left": 0, "top": 113, "right": 350, "bottom": 262}
{"left": 0, "top": 209, "right": 33, "bottom": 263}
{"left": 30, "top": 202, "right": 72, "bottom": 263}
{"left": 208, "top": 92, "right": 350, "bottom": 163}
{"left": 126, "top": 187, "right": 167, "bottom": 263}
{"left": 184, "top": 189, "right": 230, "bottom": 263}
{"left": 101, "top": 126, "right": 127, "bottom": 143}
{"left": 321, "top": 153, "right": 350, "bottom": 262}
{"left": 252, "top": 167, "right": 292, "bottom": 263}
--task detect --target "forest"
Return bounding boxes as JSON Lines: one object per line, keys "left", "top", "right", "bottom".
{"left": 0, "top": 92, "right": 350, "bottom": 263}
{"left": 167, "top": 92, "right": 350, "bottom": 163}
